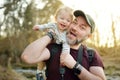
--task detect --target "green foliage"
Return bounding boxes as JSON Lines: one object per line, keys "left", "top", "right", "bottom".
{"left": 0, "top": 0, "right": 63, "bottom": 68}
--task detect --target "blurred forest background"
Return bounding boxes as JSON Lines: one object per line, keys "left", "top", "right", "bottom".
{"left": 0, "top": 0, "right": 120, "bottom": 80}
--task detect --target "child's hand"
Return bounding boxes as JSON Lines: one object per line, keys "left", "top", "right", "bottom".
{"left": 33, "top": 25, "right": 39, "bottom": 31}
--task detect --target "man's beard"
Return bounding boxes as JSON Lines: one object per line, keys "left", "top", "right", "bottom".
{"left": 66, "top": 37, "right": 84, "bottom": 45}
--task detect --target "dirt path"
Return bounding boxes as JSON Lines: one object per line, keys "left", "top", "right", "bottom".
{"left": 102, "top": 56, "right": 120, "bottom": 80}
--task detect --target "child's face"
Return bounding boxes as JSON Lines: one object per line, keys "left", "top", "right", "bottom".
{"left": 56, "top": 11, "right": 72, "bottom": 32}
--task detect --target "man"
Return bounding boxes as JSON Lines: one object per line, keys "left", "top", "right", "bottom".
{"left": 21, "top": 10, "right": 106, "bottom": 80}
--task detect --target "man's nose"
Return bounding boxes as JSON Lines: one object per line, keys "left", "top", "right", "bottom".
{"left": 71, "top": 25, "right": 78, "bottom": 32}
{"left": 72, "top": 25, "right": 78, "bottom": 30}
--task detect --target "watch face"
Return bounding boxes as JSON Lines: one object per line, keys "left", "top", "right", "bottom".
{"left": 74, "top": 68, "right": 80, "bottom": 75}
{"left": 73, "top": 62, "right": 82, "bottom": 75}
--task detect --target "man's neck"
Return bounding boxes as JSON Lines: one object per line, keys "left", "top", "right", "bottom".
{"left": 70, "top": 43, "right": 82, "bottom": 50}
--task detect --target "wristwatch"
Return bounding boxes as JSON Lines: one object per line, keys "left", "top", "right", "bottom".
{"left": 73, "top": 62, "right": 82, "bottom": 75}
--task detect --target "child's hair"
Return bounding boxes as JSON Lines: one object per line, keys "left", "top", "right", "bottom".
{"left": 54, "top": 6, "right": 73, "bottom": 20}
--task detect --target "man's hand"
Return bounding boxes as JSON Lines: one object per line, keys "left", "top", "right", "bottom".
{"left": 60, "top": 53, "right": 76, "bottom": 69}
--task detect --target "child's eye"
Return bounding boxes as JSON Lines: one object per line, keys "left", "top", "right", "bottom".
{"left": 67, "top": 19, "right": 71, "bottom": 22}
{"left": 60, "top": 17, "right": 64, "bottom": 19}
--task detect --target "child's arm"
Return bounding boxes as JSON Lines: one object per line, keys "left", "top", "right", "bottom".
{"left": 33, "top": 22, "right": 56, "bottom": 31}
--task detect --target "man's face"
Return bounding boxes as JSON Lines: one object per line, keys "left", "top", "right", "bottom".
{"left": 66, "top": 16, "right": 91, "bottom": 45}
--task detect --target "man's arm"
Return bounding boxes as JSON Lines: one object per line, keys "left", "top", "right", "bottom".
{"left": 60, "top": 53, "right": 106, "bottom": 80}
{"left": 77, "top": 66, "right": 106, "bottom": 80}
{"left": 21, "top": 35, "right": 51, "bottom": 64}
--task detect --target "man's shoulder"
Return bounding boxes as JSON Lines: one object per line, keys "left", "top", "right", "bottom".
{"left": 82, "top": 44, "right": 94, "bottom": 50}
{"left": 47, "top": 43, "right": 62, "bottom": 51}
{"left": 82, "top": 44, "right": 98, "bottom": 61}
{"left": 82, "top": 44, "right": 96, "bottom": 54}
{"left": 47, "top": 43, "right": 62, "bottom": 47}
{"left": 83, "top": 45, "right": 104, "bottom": 68}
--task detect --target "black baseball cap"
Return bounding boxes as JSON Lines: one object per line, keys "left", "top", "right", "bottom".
{"left": 74, "top": 10, "right": 95, "bottom": 33}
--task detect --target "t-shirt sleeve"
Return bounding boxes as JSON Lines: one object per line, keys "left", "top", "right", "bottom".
{"left": 90, "top": 50, "right": 104, "bottom": 68}
{"left": 46, "top": 43, "right": 62, "bottom": 55}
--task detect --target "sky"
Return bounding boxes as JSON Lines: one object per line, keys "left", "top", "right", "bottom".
{"left": 61, "top": 0, "right": 120, "bottom": 47}
{"left": 61, "top": 0, "right": 120, "bottom": 16}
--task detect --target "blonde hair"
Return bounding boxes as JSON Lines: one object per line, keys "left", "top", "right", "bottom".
{"left": 54, "top": 6, "right": 73, "bottom": 21}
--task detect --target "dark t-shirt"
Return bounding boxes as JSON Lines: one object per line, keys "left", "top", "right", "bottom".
{"left": 46, "top": 43, "right": 104, "bottom": 80}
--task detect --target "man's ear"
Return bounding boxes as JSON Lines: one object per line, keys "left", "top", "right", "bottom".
{"left": 85, "top": 34, "right": 91, "bottom": 40}
{"left": 88, "top": 34, "right": 92, "bottom": 38}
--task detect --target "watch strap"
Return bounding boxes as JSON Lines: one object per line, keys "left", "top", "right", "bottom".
{"left": 73, "top": 62, "right": 82, "bottom": 75}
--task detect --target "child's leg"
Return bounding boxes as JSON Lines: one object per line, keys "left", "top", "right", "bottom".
{"left": 36, "top": 62, "right": 46, "bottom": 80}
{"left": 62, "top": 43, "right": 70, "bottom": 54}
{"left": 37, "top": 62, "right": 45, "bottom": 70}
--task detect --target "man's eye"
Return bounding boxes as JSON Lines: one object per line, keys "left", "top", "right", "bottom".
{"left": 72, "top": 21, "right": 77, "bottom": 24}
{"left": 80, "top": 25, "right": 86, "bottom": 30}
